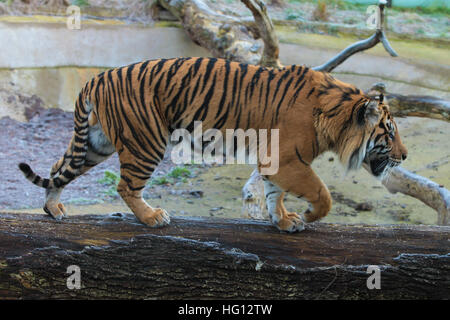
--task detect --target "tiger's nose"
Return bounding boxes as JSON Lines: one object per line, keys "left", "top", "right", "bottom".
{"left": 402, "top": 153, "right": 407, "bottom": 161}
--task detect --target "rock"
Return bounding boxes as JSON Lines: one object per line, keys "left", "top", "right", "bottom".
{"left": 355, "top": 202, "right": 373, "bottom": 211}
{"left": 189, "top": 190, "right": 204, "bottom": 198}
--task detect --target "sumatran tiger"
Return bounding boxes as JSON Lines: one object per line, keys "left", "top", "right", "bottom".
{"left": 18, "top": 57, "right": 407, "bottom": 233}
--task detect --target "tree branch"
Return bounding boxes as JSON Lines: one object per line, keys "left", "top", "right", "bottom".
{"left": 369, "top": 82, "right": 450, "bottom": 121}
{"left": 313, "top": 1, "right": 397, "bottom": 72}
{"left": 241, "top": 0, "right": 282, "bottom": 68}
{"left": 380, "top": 167, "right": 450, "bottom": 226}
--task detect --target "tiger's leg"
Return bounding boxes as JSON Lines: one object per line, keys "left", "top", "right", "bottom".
{"left": 116, "top": 151, "right": 170, "bottom": 227}
{"left": 264, "top": 163, "right": 332, "bottom": 232}
{"left": 263, "top": 179, "right": 304, "bottom": 232}
{"left": 44, "top": 117, "right": 115, "bottom": 219}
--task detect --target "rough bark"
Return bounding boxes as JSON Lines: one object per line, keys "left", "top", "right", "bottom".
{"left": 0, "top": 212, "right": 448, "bottom": 299}
{"left": 157, "top": 0, "right": 262, "bottom": 65}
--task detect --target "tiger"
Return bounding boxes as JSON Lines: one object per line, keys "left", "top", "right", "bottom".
{"left": 18, "top": 57, "right": 407, "bottom": 233}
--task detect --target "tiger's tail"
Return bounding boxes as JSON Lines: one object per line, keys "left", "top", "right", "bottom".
{"left": 18, "top": 92, "right": 93, "bottom": 190}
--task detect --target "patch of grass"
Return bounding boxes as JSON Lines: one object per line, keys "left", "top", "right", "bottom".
{"left": 71, "top": 0, "right": 90, "bottom": 7}
{"left": 102, "top": 185, "right": 119, "bottom": 198}
{"left": 167, "top": 166, "right": 192, "bottom": 179}
{"left": 327, "top": 24, "right": 339, "bottom": 35}
{"left": 416, "top": 28, "right": 426, "bottom": 35}
{"left": 148, "top": 166, "right": 193, "bottom": 187}
{"left": 98, "top": 170, "right": 120, "bottom": 186}
{"left": 97, "top": 166, "right": 193, "bottom": 190}
{"left": 150, "top": 176, "right": 173, "bottom": 186}
{"left": 284, "top": 8, "right": 304, "bottom": 21}
{"left": 296, "top": 0, "right": 366, "bottom": 11}
{"left": 98, "top": 170, "right": 120, "bottom": 198}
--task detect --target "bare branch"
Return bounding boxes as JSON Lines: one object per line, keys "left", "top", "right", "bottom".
{"left": 387, "top": 94, "right": 450, "bottom": 121}
{"left": 381, "top": 167, "right": 450, "bottom": 225}
{"left": 369, "top": 82, "right": 450, "bottom": 121}
{"left": 241, "top": 0, "right": 282, "bottom": 68}
{"left": 313, "top": 31, "right": 381, "bottom": 72}
{"left": 313, "top": 1, "right": 397, "bottom": 73}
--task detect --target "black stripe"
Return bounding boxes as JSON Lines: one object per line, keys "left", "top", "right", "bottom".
{"left": 200, "top": 58, "right": 218, "bottom": 94}
{"left": 306, "top": 87, "right": 315, "bottom": 99}
{"left": 295, "top": 147, "right": 310, "bottom": 166}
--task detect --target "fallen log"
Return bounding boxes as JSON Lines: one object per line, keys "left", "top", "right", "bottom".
{"left": 0, "top": 212, "right": 448, "bottom": 299}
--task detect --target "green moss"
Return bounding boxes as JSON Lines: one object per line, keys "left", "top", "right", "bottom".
{"left": 153, "top": 21, "right": 182, "bottom": 28}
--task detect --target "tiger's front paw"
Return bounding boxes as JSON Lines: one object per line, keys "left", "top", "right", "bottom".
{"left": 276, "top": 212, "right": 305, "bottom": 233}
{"left": 43, "top": 202, "right": 67, "bottom": 220}
{"left": 139, "top": 208, "right": 171, "bottom": 228}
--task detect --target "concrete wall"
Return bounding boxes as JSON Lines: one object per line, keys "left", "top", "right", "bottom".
{"left": 0, "top": 21, "right": 211, "bottom": 118}
{"left": 0, "top": 22, "right": 210, "bottom": 68}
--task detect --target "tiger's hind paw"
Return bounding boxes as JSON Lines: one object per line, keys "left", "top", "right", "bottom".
{"left": 43, "top": 202, "right": 67, "bottom": 220}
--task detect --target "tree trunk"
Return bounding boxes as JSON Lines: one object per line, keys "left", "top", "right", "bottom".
{"left": 157, "top": 0, "right": 281, "bottom": 67}
{"left": 0, "top": 212, "right": 448, "bottom": 299}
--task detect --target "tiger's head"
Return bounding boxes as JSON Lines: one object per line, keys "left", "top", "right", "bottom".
{"left": 359, "top": 94, "right": 408, "bottom": 178}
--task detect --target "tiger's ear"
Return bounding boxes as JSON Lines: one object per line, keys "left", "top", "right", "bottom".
{"left": 357, "top": 99, "right": 380, "bottom": 126}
